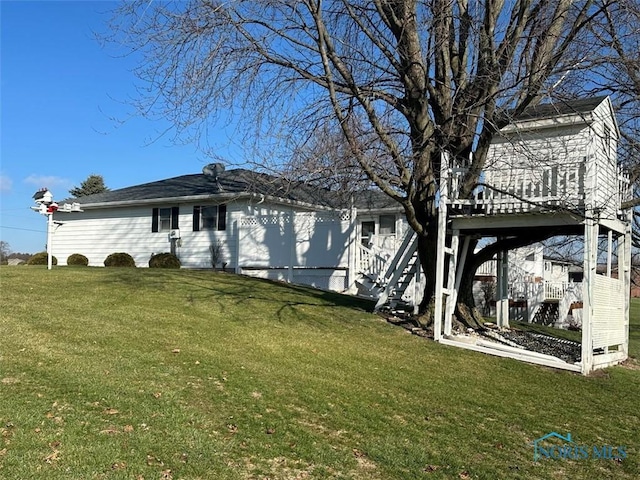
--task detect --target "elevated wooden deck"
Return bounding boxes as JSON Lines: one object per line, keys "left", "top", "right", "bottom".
{"left": 443, "top": 155, "right": 630, "bottom": 235}
{"left": 434, "top": 148, "right": 632, "bottom": 374}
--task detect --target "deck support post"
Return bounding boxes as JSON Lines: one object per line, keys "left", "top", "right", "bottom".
{"left": 434, "top": 151, "right": 451, "bottom": 341}
{"left": 581, "top": 217, "right": 598, "bottom": 374}
{"left": 443, "top": 230, "right": 460, "bottom": 336}
{"left": 496, "top": 248, "right": 510, "bottom": 328}
{"left": 620, "top": 212, "right": 632, "bottom": 359}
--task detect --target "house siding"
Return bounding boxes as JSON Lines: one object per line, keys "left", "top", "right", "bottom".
{"left": 590, "top": 100, "right": 620, "bottom": 220}
{"left": 50, "top": 198, "right": 359, "bottom": 292}
{"left": 50, "top": 201, "right": 245, "bottom": 268}
{"left": 484, "top": 98, "right": 620, "bottom": 217}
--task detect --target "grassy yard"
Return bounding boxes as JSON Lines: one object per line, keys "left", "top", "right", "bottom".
{"left": 1, "top": 267, "right": 639, "bottom": 479}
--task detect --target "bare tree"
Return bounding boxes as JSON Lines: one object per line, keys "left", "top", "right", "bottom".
{"left": 281, "top": 123, "right": 375, "bottom": 204}
{"left": 597, "top": 1, "right": 640, "bottom": 255}
{"left": 108, "top": 0, "right": 624, "bottom": 324}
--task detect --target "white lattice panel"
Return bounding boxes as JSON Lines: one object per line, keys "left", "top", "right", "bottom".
{"left": 239, "top": 210, "right": 351, "bottom": 269}
{"left": 592, "top": 274, "right": 626, "bottom": 349}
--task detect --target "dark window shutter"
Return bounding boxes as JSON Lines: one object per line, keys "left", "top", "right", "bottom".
{"left": 218, "top": 204, "right": 227, "bottom": 231}
{"left": 151, "top": 208, "right": 159, "bottom": 232}
{"left": 171, "top": 206, "right": 179, "bottom": 229}
{"left": 193, "top": 206, "right": 201, "bottom": 231}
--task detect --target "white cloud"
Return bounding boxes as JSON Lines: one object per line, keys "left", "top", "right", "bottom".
{"left": 24, "top": 175, "right": 72, "bottom": 189}
{"left": 0, "top": 175, "right": 12, "bottom": 192}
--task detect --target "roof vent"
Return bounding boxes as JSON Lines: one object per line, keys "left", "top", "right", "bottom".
{"left": 203, "top": 163, "right": 225, "bottom": 178}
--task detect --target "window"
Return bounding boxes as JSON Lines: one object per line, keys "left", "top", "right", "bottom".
{"left": 604, "top": 124, "right": 611, "bottom": 158}
{"left": 360, "top": 221, "right": 375, "bottom": 245}
{"left": 525, "top": 253, "right": 535, "bottom": 261}
{"left": 379, "top": 215, "right": 396, "bottom": 235}
{"left": 152, "top": 207, "right": 179, "bottom": 232}
{"left": 193, "top": 204, "right": 227, "bottom": 231}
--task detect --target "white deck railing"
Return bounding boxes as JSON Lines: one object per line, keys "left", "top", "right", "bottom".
{"left": 618, "top": 165, "right": 631, "bottom": 208}
{"left": 509, "top": 282, "right": 541, "bottom": 300}
{"left": 510, "top": 281, "right": 576, "bottom": 301}
{"left": 476, "top": 260, "right": 497, "bottom": 276}
{"left": 357, "top": 243, "right": 389, "bottom": 282}
{"left": 507, "top": 281, "right": 582, "bottom": 323}
{"left": 544, "top": 281, "right": 568, "bottom": 300}
{"left": 447, "top": 155, "right": 631, "bottom": 218}
{"left": 448, "top": 158, "right": 589, "bottom": 214}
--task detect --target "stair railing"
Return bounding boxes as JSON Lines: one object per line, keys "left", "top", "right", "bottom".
{"left": 527, "top": 282, "right": 545, "bottom": 323}
{"left": 544, "top": 281, "right": 568, "bottom": 300}
{"left": 357, "top": 243, "right": 388, "bottom": 281}
{"left": 374, "top": 231, "right": 419, "bottom": 311}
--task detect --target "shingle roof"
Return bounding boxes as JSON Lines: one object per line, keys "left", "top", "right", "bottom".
{"left": 68, "top": 168, "right": 397, "bottom": 210}
{"left": 511, "top": 96, "right": 608, "bottom": 122}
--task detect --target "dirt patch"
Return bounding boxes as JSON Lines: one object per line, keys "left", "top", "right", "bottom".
{"left": 619, "top": 358, "right": 640, "bottom": 370}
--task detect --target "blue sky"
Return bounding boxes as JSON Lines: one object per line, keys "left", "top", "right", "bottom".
{"left": 1, "top": 1, "right": 238, "bottom": 253}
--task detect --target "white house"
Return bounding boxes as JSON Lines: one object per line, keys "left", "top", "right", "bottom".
{"left": 473, "top": 244, "right": 586, "bottom": 329}
{"left": 51, "top": 166, "right": 407, "bottom": 293}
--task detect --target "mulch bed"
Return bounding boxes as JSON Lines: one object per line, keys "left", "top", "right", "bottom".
{"left": 489, "top": 330, "right": 581, "bottom": 364}
{"left": 379, "top": 309, "right": 581, "bottom": 364}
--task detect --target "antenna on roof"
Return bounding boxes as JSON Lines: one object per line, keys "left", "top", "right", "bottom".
{"left": 203, "top": 163, "right": 225, "bottom": 179}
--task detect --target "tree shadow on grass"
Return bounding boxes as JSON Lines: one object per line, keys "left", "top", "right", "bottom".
{"left": 102, "top": 269, "right": 376, "bottom": 326}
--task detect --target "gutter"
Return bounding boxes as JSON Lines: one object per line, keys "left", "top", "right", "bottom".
{"left": 62, "top": 192, "right": 347, "bottom": 213}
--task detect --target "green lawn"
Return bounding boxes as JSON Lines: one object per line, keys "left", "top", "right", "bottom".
{"left": 1, "top": 267, "right": 639, "bottom": 479}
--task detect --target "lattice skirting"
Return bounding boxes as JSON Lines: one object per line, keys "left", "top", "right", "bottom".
{"left": 239, "top": 267, "right": 348, "bottom": 292}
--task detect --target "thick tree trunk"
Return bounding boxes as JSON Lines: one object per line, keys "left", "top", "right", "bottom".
{"left": 416, "top": 223, "right": 438, "bottom": 314}
{"left": 455, "top": 238, "right": 485, "bottom": 330}
{"left": 414, "top": 227, "right": 486, "bottom": 331}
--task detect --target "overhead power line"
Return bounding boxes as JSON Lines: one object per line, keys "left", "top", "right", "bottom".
{"left": 0, "top": 225, "right": 46, "bottom": 233}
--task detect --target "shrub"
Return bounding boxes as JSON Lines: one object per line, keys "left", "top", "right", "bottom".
{"left": 149, "top": 253, "right": 181, "bottom": 269}
{"left": 27, "top": 252, "right": 58, "bottom": 266}
{"left": 67, "top": 253, "right": 89, "bottom": 266}
{"left": 104, "top": 252, "right": 136, "bottom": 267}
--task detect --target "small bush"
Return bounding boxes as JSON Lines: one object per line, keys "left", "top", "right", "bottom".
{"left": 67, "top": 253, "right": 89, "bottom": 266}
{"left": 27, "top": 252, "right": 58, "bottom": 266}
{"left": 104, "top": 252, "right": 136, "bottom": 267}
{"left": 149, "top": 253, "right": 181, "bottom": 269}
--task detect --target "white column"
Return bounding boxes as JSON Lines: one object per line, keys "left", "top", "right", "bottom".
{"left": 620, "top": 220, "right": 632, "bottom": 359}
{"left": 496, "top": 250, "right": 509, "bottom": 328}
{"left": 434, "top": 151, "right": 450, "bottom": 341}
{"left": 347, "top": 207, "right": 358, "bottom": 289}
{"left": 581, "top": 219, "right": 598, "bottom": 374}
{"left": 444, "top": 231, "right": 459, "bottom": 336}
{"left": 47, "top": 212, "right": 53, "bottom": 270}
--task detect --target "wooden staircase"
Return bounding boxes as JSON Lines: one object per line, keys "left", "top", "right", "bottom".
{"left": 372, "top": 231, "right": 420, "bottom": 312}
{"left": 532, "top": 301, "right": 560, "bottom": 325}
